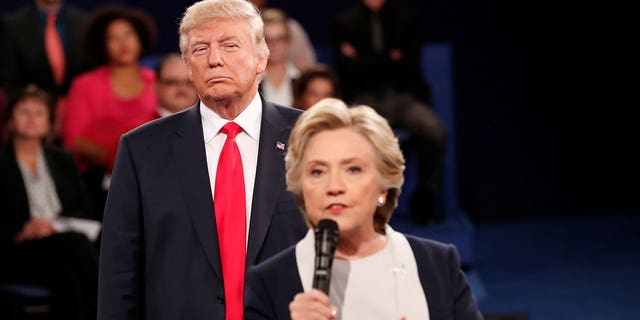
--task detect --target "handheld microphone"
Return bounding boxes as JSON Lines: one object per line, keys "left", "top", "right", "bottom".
{"left": 312, "top": 219, "right": 339, "bottom": 295}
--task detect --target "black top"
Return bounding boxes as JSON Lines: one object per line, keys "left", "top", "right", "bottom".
{"left": 0, "top": 143, "right": 93, "bottom": 248}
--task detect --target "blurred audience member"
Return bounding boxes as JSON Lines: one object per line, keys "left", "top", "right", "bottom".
{"left": 154, "top": 53, "right": 198, "bottom": 117}
{"left": 98, "top": 53, "right": 198, "bottom": 192}
{"left": 0, "top": 0, "right": 93, "bottom": 143}
{"left": 261, "top": 8, "right": 299, "bottom": 106}
{"left": 331, "top": 0, "right": 447, "bottom": 224}
{"left": 0, "top": 0, "right": 91, "bottom": 97}
{"left": 0, "top": 85, "right": 98, "bottom": 320}
{"left": 62, "top": 5, "right": 158, "bottom": 216}
{"left": 250, "top": 0, "right": 316, "bottom": 70}
{"left": 293, "top": 64, "right": 340, "bottom": 110}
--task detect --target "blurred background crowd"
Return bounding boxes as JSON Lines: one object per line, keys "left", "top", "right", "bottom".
{"left": 0, "top": 0, "right": 635, "bottom": 319}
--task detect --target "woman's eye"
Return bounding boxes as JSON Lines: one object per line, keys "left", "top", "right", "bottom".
{"left": 347, "top": 166, "right": 361, "bottom": 174}
{"left": 310, "top": 168, "right": 324, "bottom": 176}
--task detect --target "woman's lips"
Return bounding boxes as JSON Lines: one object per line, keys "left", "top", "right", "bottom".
{"left": 325, "top": 203, "right": 347, "bottom": 214}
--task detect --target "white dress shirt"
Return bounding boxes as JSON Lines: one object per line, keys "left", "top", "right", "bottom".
{"left": 200, "top": 93, "right": 262, "bottom": 242}
{"left": 261, "top": 63, "right": 299, "bottom": 106}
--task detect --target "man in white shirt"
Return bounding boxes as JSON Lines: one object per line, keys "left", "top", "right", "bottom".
{"left": 97, "top": 1, "right": 308, "bottom": 319}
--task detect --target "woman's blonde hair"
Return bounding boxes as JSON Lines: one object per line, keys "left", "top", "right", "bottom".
{"left": 178, "top": 0, "right": 269, "bottom": 59}
{"left": 285, "top": 98, "right": 405, "bottom": 233}
{"left": 261, "top": 8, "right": 289, "bottom": 38}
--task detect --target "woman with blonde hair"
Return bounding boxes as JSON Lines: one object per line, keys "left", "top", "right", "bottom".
{"left": 245, "top": 98, "right": 483, "bottom": 320}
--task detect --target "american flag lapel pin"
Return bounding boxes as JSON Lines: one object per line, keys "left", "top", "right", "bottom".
{"left": 276, "top": 141, "right": 285, "bottom": 150}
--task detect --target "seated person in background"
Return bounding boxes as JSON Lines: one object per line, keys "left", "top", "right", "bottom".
{"left": 0, "top": 0, "right": 91, "bottom": 97}
{"left": 260, "top": 8, "right": 299, "bottom": 106}
{"left": 154, "top": 52, "right": 198, "bottom": 117}
{"left": 331, "top": 0, "right": 447, "bottom": 224}
{"left": 249, "top": 0, "right": 316, "bottom": 71}
{"left": 0, "top": 0, "right": 93, "bottom": 143}
{"left": 0, "top": 85, "right": 98, "bottom": 320}
{"left": 62, "top": 5, "right": 158, "bottom": 216}
{"left": 100, "top": 52, "right": 199, "bottom": 190}
{"left": 293, "top": 64, "right": 340, "bottom": 110}
{"left": 244, "top": 98, "right": 483, "bottom": 320}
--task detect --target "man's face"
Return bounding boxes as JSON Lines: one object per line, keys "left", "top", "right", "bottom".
{"left": 155, "top": 57, "right": 198, "bottom": 113}
{"left": 184, "top": 18, "right": 267, "bottom": 108}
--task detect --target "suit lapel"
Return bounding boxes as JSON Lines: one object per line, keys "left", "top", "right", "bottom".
{"left": 170, "top": 105, "right": 222, "bottom": 280}
{"left": 246, "top": 99, "right": 292, "bottom": 266}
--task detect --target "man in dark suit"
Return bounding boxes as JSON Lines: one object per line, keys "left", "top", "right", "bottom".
{"left": 97, "top": 1, "right": 307, "bottom": 319}
{"left": 0, "top": 0, "right": 91, "bottom": 97}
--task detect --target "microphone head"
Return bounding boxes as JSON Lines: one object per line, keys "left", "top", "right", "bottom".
{"left": 313, "top": 219, "right": 339, "bottom": 294}
{"left": 316, "top": 219, "right": 339, "bottom": 234}
{"left": 315, "top": 219, "right": 339, "bottom": 251}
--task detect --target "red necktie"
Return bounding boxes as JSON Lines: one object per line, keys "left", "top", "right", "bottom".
{"left": 45, "top": 13, "right": 66, "bottom": 86}
{"left": 214, "top": 122, "right": 246, "bottom": 320}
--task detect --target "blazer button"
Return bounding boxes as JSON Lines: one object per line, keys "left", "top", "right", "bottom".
{"left": 216, "top": 295, "right": 224, "bottom": 304}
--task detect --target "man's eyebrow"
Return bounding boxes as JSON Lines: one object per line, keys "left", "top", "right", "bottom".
{"left": 189, "top": 38, "right": 209, "bottom": 47}
{"left": 217, "top": 34, "right": 241, "bottom": 43}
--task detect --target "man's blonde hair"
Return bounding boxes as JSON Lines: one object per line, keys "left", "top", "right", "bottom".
{"left": 178, "top": 0, "right": 269, "bottom": 59}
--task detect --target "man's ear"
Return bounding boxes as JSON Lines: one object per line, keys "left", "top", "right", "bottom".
{"left": 256, "top": 51, "right": 269, "bottom": 74}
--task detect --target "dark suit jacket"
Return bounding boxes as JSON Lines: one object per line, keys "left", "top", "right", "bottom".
{"left": 0, "top": 4, "right": 90, "bottom": 95}
{"left": 97, "top": 98, "right": 308, "bottom": 320}
{"left": 0, "top": 144, "right": 92, "bottom": 248}
{"left": 245, "top": 234, "right": 483, "bottom": 320}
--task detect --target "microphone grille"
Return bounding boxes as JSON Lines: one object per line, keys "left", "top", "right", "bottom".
{"left": 316, "top": 219, "right": 338, "bottom": 232}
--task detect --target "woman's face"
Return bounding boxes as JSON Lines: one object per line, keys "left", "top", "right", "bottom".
{"left": 300, "top": 78, "right": 335, "bottom": 110}
{"left": 9, "top": 98, "right": 50, "bottom": 140}
{"left": 264, "top": 21, "right": 290, "bottom": 65}
{"left": 301, "top": 128, "right": 387, "bottom": 238}
{"left": 105, "top": 19, "right": 141, "bottom": 66}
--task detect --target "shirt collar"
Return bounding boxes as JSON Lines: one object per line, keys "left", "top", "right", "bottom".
{"left": 200, "top": 92, "right": 262, "bottom": 142}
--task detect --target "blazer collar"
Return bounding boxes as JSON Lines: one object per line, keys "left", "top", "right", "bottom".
{"left": 246, "top": 97, "right": 293, "bottom": 266}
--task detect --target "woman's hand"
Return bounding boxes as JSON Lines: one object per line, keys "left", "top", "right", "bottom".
{"left": 289, "top": 289, "right": 337, "bottom": 320}
{"left": 15, "top": 218, "right": 56, "bottom": 243}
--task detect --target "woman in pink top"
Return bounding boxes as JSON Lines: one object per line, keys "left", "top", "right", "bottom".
{"left": 63, "top": 5, "right": 158, "bottom": 174}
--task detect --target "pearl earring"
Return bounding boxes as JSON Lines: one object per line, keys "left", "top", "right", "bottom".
{"left": 377, "top": 195, "right": 385, "bottom": 207}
